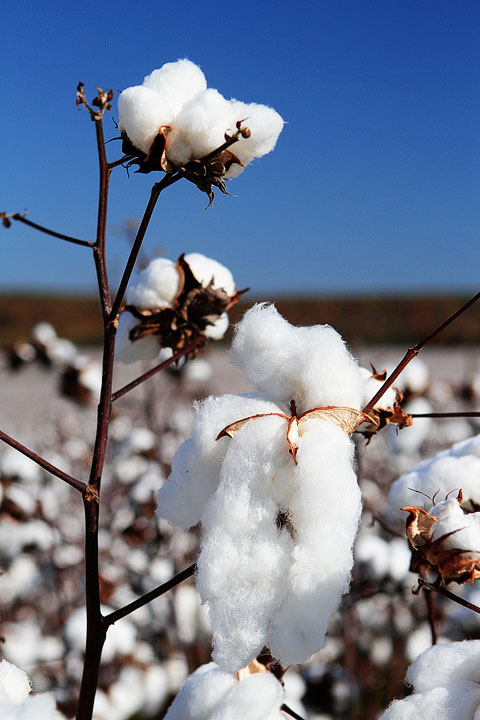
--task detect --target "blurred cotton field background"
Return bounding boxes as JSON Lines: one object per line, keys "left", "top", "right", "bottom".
{"left": 1, "top": 323, "right": 480, "bottom": 719}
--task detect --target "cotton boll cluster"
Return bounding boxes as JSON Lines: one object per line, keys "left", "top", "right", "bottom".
{"left": 116, "top": 253, "right": 238, "bottom": 364}
{"left": 163, "top": 661, "right": 286, "bottom": 720}
{"left": 388, "top": 433, "right": 480, "bottom": 523}
{"left": 380, "top": 640, "right": 480, "bottom": 719}
{"left": 118, "top": 59, "right": 284, "bottom": 181}
{"left": 158, "top": 304, "right": 366, "bottom": 671}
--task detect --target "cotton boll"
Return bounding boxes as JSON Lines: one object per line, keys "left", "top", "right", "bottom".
{"left": 164, "top": 662, "right": 236, "bottom": 719}
{"left": 30, "top": 322, "right": 56, "bottom": 346}
{"left": 225, "top": 101, "right": 285, "bottom": 178}
{"left": 118, "top": 85, "right": 174, "bottom": 155}
{"left": 231, "top": 304, "right": 363, "bottom": 413}
{"left": 126, "top": 257, "right": 181, "bottom": 309}
{"left": 0, "top": 660, "right": 31, "bottom": 704}
{"left": 204, "top": 313, "right": 229, "bottom": 340}
{"left": 360, "top": 366, "right": 397, "bottom": 409}
{"left": 209, "top": 671, "right": 285, "bottom": 720}
{"left": 0, "top": 447, "right": 41, "bottom": 482}
{"left": 354, "top": 534, "right": 390, "bottom": 580}
{"left": 184, "top": 253, "right": 235, "bottom": 295}
{"left": 116, "top": 311, "right": 161, "bottom": 364}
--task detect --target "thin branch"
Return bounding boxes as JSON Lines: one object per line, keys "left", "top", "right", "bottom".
{"left": 425, "top": 589, "right": 437, "bottom": 645}
{"left": 111, "top": 336, "right": 206, "bottom": 402}
{"left": 363, "top": 290, "right": 480, "bottom": 415}
{"left": 9, "top": 213, "right": 93, "bottom": 248}
{"left": 0, "top": 429, "right": 85, "bottom": 492}
{"left": 281, "top": 704, "right": 306, "bottom": 720}
{"left": 104, "top": 563, "right": 196, "bottom": 626}
{"left": 411, "top": 411, "right": 480, "bottom": 418}
{"left": 110, "top": 172, "right": 182, "bottom": 320}
{"left": 417, "top": 578, "right": 480, "bottom": 615}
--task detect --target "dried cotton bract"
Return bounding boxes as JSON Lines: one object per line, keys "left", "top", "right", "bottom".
{"left": 157, "top": 304, "right": 366, "bottom": 672}
{"left": 116, "top": 253, "right": 240, "bottom": 363}
{"left": 118, "top": 59, "right": 284, "bottom": 201}
{"left": 380, "top": 640, "right": 480, "bottom": 719}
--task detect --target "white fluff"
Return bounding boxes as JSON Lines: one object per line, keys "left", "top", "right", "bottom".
{"left": 158, "top": 305, "right": 364, "bottom": 671}
{"left": 380, "top": 640, "right": 480, "bottom": 719}
{"left": 118, "top": 59, "right": 283, "bottom": 175}
{"left": 0, "top": 660, "right": 31, "bottom": 704}
{"left": 164, "top": 662, "right": 285, "bottom": 720}
{"left": 389, "top": 433, "right": 480, "bottom": 520}
{"left": 360, "top": 366, "right": 397, "bottom": 409}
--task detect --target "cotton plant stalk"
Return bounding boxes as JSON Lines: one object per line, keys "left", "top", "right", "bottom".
{"left": 157, "top": 303, "right": 369, "bottom": 671}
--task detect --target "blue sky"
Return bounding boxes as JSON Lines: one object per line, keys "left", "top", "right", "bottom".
{"left": 2, "top": 0, "right": 479, "bottom": 296}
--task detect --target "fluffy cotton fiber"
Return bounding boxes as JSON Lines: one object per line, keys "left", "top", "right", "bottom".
{"left": 118, "top": 59, "right": 284, "bottom": 177}
{"left": 380, "top": 640, "right": 480, "bottom": 719}
{"left": 157, "top": 304, "right": 365, "bottom": 671}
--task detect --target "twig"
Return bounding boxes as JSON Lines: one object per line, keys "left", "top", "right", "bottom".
{"left": 104, "top": 563, "right": 197, "bottom": 626}
{"left": 425, "top": 589, "right": 437, "bottom": 645}
{"left": 9, "top": 213, "right": 93, "bottom": 248}
{"left": 280, "top": 704, "right": 306, "bottom": 720}
{"left": 110, "top": 172, "right": 182, "bottom": 319}
{"left": 411, "top": 412, "right": 480, "bottom": 418}
{"left": 111, "top": 336, "right": 206, "bottom": 402}
{"left": 363, "top": 290, "right": 480, "bottom": 415}
{"left": 417, "top": 578, "right": 480, "bottom": 615}
{"left": 0, "top": 429, "right": 84, "bottom": 492}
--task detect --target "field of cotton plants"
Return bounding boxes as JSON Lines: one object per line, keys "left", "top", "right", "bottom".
{"left": 1, "top": 58, "right": 480, "bottom": 720}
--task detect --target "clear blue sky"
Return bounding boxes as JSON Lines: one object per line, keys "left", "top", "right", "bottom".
{"left": 2, "top": 0, "right": 479, "bottom": 296}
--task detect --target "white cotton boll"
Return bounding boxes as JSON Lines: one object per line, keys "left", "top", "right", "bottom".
{"left": 225, "top": 101, "right": 285, "bottom": 178}
{"left": 231, "top": 304, "right": 363, "bottom": 413}
{"left": 184, "top": 253, "right": 236, "bottom": 295}
{"left": 157, "top": 393, "right": 283, "bottom": 530}
{"left": 65, "top": 606, "right": 137, "bottom": 661}
{"left": 45, "top": 337, "right": 77, "bottom": 365}
{"left": 167, "top": 89, "right": 234, "bottom": 166}
{"left": 126, "top": 257, "right": 181, "bottom": 309}
{"left": 174, "top": 585, "right": 202, "bottom": 643}
{"left": 380, "top": 688, "right": 450, "bottom": 720}
{"left": 210, "top": 672, "right": 285, "bottom": 720}
{"left": 0, "top": 660, "right": 31, "bottom": 704}
{"left": 359, "top": 366, "right": 397, "bottom": 409}
{"left": 0, "top": 447, "right": 41, "bottom": 482}
{"left": 118, "top": 85, "right": 173, "bottom": 155}
{"left": 164, "top": 662, "right": 236, "bottom": 719}
{"left": 405, "top": 624, "right": 436, "bottom": 663}
{"left": 268, "top": 423, "right": 360, "bottom": 665}
{"left": 388, "top": 538, "right": 413, "bottom": 582}
{"left": 197, "top": 418, "right": 294, "bottom": 672}
{"left": 0, "top": 556, "right": 40, "bottom": 603}
{"left": 354, "top": 534, "right": 390, "bottom": 580}
{"left": 428, "top": 499, "right": 480, "bottom": 551}
{"left": 31, "top": 322, "right": 56, "bottom": 345}
{"left": 388, "top": 433, "right": 480, "bottom": 520}
{"left": 115, "top": 311, "right": 161, "bottom": 364}
{"left": 143, "top": 59, "right": 207, "bottom": 117}
{"left": 183, "top": 357, "right": 213, "bottom": 383}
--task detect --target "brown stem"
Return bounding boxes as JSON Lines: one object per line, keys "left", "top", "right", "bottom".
{"left": 417, "top": 578, "right": 480, "bottom": 615}
{"left": 0, "top": 429, "right": 84, "bottom": 492}
{"left": 111, "top": 336, "right": 206, "bottom": 402}
{"left": 363, "top": 290, "right": 480, "bottom": 415}
{"left": 425, "top": 589, "right": 437, "bottom": 645}
{"left": 411, "top": 412, "right": 480, "bottom": 418}
{"left": 280, "top": 704, "right": 306, "bottom": 720}
{"left": 110, "top": 172, "right": 182, "bottom": 320}
{"left": 104, "top": 563, "right": 196, "bottom": 626}
{"left": 10, "top": 213, "right": 93, "bottom": 247}
{"left": 92, "top": 120, "right": 113, "bottom": 319}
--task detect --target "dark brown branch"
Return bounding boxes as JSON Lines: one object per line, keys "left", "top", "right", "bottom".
{"left": 425, "top": 589, "right": 437, "bottom": 645}
{"left": 92, "top": 119, "right": 113, "bottom": 319}
{"left": 363, "top": 290, "right": 480, "bottom": 415}
{"left": 281, "top": 704, "right": 306, "bottom": 720}
{"left": 417, "top": 578, "right": 480, "bottom": 615}
{"left": 0, "top": 429, "right": 84, "bottom": 492}
{"left": 10, "top": 213, "right": 93, "bottom": 248}
{"left": 110, "top": 172, "right": 182, "bottom": 320}
{"left": 104, "top": 563, "right": 196, "bottom": 626}
{"left": 111, "top": 336, "right": 206, "bottom": 402}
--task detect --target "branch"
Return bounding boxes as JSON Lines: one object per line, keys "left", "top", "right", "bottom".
{"left": 362, "top": 290, "right": 480, "bottom": 415}
{"left": 281, "top": 704, "right": 306, "bottom": 720}
{"left": 104, "top": 563, "right": 196, "bottom": 626}
{"left": 111, "top": 336, "right": 206, "bottom": 402}
{"left": 417, "top": 578, "right": 480, "bottom": 615}
{"left": 0, "top": 429, "right": 85, "bottom": 492}
{"left": 110, "top": 172, "right": 182, "bottom": 319}
{"left": 411, "top": 411, "right": 480, "bottom": 418}
{"left": 5, "top": 213, "right": 93, "bottom": 248}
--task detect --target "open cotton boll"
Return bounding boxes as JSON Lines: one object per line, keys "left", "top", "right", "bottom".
{"left": 0, "top": 660, "right": 31, "bottom": 704}
{"left": 209, "top": 671, "right": 285, "bottom": 720}
{"left": 231, "top": 304, "right": 363, "bottom": 413}
{"left": 143, "top": 59, "right": 207, "bottom": 116}
{"left": 225, "top": 101, "right": 285, "bottom": 178}
{"left": 126, "top": 257, "right": 181, "bottom": 309}
{"left": 164, "top": 662, "right": 237, "bottom": 719}
{"left": 428, "top": 499, "right": 480, "bottom": 551}
{"left": 184, "top": 253, "right": 236, "bottom": 295}
{"left": 118, "top": 85, "right": 173, "bottom": 155}
{"left": 115, "top": 312, "right": 161, "bottom": 364}
{"left": 380, "top": 640, "right": 480, "bottom": 719}
{"left": 388, "top": 433, "right": 480, "bottom": 520}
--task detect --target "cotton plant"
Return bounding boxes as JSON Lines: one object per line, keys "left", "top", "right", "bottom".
{"left": 116, "top": 252, "right": 242, "bottom": 364}
{"left": 379, "top": 640, "right": 480, "bottom": 719}
{"left": 118, "top": 59, "right": 284, "bottom": 202}
{"left": 157, "top": 303, "right": 374, "bottom": 672}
